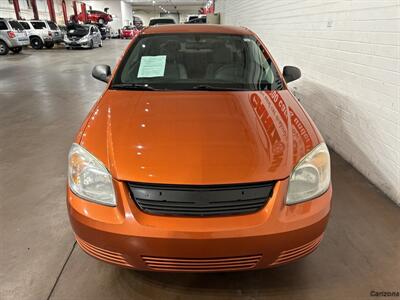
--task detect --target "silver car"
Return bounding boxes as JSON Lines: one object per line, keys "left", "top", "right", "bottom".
{"left": 0, "top": 18, "right": 29, "bottom": 55}
{"left": 64, "top": 24, "right": 102, "bottom": 49}
{"left": 19, "top": 20, "right": 62, "bottom": 49}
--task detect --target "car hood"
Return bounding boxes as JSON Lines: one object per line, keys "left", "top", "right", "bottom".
{"left": 79, "top": 90, "right": 322, "bottom": 184}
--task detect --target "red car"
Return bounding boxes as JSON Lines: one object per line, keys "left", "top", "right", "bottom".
{"left": 77, "top": 10, "right": 112, "bottom": 25}
{"left": 120, "top": 26, "right": 138, "bottom": 39}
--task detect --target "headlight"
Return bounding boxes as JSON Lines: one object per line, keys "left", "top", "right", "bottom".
{"left": 286, "top": 143, "right": 330, "bottom": 205}
{"left": 68, "top": 143, "right": 116, "bottom": 206}
{"left": 80, "top": 36, "right": 88, "bottom": 42}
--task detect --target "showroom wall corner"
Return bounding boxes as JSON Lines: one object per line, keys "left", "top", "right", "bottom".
{"left": 215, "top": 0, "right": 400, "bottom": 205}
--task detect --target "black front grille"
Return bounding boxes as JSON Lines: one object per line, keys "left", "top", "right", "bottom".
{"left": 127, "top": 182, "right": 275, "bottom": 217}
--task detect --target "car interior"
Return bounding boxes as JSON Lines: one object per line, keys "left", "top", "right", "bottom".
{"left": 117, "top": 34, "right": 282, "bottom": 90}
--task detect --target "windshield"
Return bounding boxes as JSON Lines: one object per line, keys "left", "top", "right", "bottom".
{"left": 149, "top": 19, "right": 175, "bottom": 26}
{"left": 47, "top": 21, "right": 58, "bottom": 30}
{"left": 9, "top": 20, "right": 24, "bottom": 31}
{"left": 112, "top": 33, "right": 283, "bottom": 91}
{"left": 67, "top": 24, "right": 89, "bottom": 37}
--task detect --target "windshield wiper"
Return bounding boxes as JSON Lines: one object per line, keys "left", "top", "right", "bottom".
{"left": 191, "top": 85, "right": 247, "bottom": 91}
{"left": 111, "top": 83, "right": 161, "bottom": 91}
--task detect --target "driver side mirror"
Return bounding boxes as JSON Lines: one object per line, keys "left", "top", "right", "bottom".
{"left": 92, "top": 64, "right": 111, "bottom": 83}
{"left": 283, "top": 66, "right": 301, "bottom": 83}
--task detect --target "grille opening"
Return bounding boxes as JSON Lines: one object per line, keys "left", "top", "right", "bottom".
{"left": 142, "top": 254, "right": 262, "bottom": 271}
{"left": 127, "top": 181, "right": 275, "bottom": 217}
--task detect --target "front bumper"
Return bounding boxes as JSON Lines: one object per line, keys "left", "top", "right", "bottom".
{"left": 67, "top": 179, "right": 332, "bottom": 272}
{"left": 64, "top": 41, "right": 91, "bottom": 48}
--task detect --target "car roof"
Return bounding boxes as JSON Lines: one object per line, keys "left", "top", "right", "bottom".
{"left": 150, "top": 17, "right": 174, "bottom": 20}
{"left": 142, "top": 24, "right": 251, "bottom": 35}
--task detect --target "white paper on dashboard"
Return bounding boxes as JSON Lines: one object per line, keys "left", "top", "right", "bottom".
{"left": 137, "top": 55, "right": 167, "bottom": 78}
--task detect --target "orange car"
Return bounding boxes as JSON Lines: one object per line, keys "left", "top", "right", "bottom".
{"left": 67, "top": 25, "right": 332, "bottom": 272}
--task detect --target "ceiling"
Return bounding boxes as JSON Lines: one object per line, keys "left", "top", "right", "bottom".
{"left": 126, "top": 0, "right": 208, "bottom": 13}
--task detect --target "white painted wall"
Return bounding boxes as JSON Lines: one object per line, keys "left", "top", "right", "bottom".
{"left": 133, "top": 10, "right": 156, "bottom": 26}
{"left": 120, "top": 0, "right": 133, "bottom": 27}
{"left": 0, "top": 0, "right": 67, "bottom": 24}
{"left": 216, "top": 0, "right": 400, "bottom": 204}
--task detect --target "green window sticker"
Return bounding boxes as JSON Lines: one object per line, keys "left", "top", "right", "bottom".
{"left": 137, "top": 55, "right": 167, "bottom": 78}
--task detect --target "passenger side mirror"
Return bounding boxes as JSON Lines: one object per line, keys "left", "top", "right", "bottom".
{"left": 283, "top": 66, "right": 301, "bottom": 83}
{"left": 92, "top": 64, "right": 111, "bottom": 83}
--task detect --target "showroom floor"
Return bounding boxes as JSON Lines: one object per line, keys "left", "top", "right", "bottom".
{"left": 1, "top": 40, "right": 399, "bottom": 300}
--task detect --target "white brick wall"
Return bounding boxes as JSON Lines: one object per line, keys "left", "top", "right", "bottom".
{"left": 216, "top": 0, "right": 400, "bottom": 204}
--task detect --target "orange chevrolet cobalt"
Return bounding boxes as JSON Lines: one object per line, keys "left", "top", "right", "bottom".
{"left": 67, "top": 25, "right": 332, "bottom": 272}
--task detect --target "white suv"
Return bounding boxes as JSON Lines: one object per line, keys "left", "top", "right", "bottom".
{"left": 19, "top": 20, "right": 62, "bottom": 49}
{"left": 0, "top": 18, "right": 29, "bottom": 55}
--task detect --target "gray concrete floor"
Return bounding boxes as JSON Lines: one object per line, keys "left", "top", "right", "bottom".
{"left": 0, "top": 40, "right": 399, "bottom": 300}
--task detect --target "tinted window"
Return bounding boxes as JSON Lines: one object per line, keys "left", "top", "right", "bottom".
{"left": 20, "top": 22, "right": 31, "bottom": 30}
{"left": 47, "top": 21, "right": 58, "bottom": 30}
{"left": 9, "top": 20, "right": 24, "bottom": 30}
{"left": 189, "top": 17, "right": 206, "bottom": 23}
{"left": 112, "top": 34, "right": 283, "bottom": 91}
{"left": 149, "top": 19, "right": 175, "bottom": 26}
{"left": 0, "top": 21, "right": 7, "bottom": 30}
{"left": 31, "top": 22, "right": 46, "bottom": 29}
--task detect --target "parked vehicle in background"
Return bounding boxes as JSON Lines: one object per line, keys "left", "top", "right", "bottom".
{"left": 187, "top": 16, "right": 207, "bottom": 24}
{"left": 149, "top": 18, "right": 176, "bottom": 26}
{"left": 64, "top": 23, "right": 102, "bottom": 49}
{"left": 110, "top": 28, "right": 119, "bottom": 38}
{"left": 77, "top": 10, "right": 113, "bottom": 24}
{"left": 120, "top": 26, "right": 138, "bottom": 39}
{"left": 0, "top": 18, "right": 29, "bottom": 55}
{"left": 19, "top": 20, "right": 62, "bottom": 49}
{"left": 95, "top": 24, "right": 107, "bottom": 40}
{"left": 104, "top": 25, "right": 112, "bottom": 39}
{"left": 132, "top": 16, "right": 144, "bottom": 29}
{"left": 186, "top": 15, "right": 199, "bottom": 22}
{"left": 58, "top": 25, "right": 67, "bottom": 39}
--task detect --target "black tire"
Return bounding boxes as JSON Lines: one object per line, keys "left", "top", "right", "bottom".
{"left": 45, "top": 42, "right": 54, "bottom": 49}
{"left": 0, "top": 40, "right": 9, "bottom": 55}
{"left": 30, "top": 37, "right": 43, "bottom": 50}
{"left": 89, "top": 40, "right": 94, "bottom": 49}
{"left": 10, "top": 46, "right": 22, "bottom": 53}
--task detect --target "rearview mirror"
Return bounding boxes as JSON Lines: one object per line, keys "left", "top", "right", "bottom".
{"left": 92, "top": 64, "right": 111, "bottom": 83}
{"left": 283, "top": 66, "right": 301, "bottom": 83}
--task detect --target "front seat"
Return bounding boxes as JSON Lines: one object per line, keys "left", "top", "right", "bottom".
{"left": 205, "top": 42, "right": 233, "bottom": 79}
{"left": 160, "top": 41, "right": 187, "bottom": 80}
